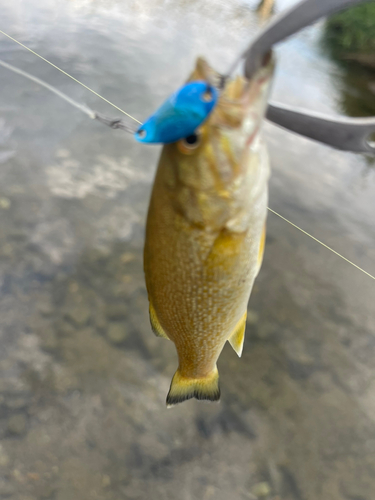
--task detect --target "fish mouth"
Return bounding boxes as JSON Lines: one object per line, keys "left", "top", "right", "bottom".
{"left": 218, "top": 48, "right": 274, "bottom": 90}
{"left": 208, "top": 51, "right": 275, "bottom": 136}
{"left": 224, "top": 51, "right": 274, "bottom": 101}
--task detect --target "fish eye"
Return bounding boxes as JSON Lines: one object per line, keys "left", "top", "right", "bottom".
{"left": 201, "top": 87, "right": 213, "bottom": 102}
{"left": 177, "top": 132, "right": 201, "bottom": 154}
{"left": 137, "top": 128, "right": 147, "bottom": 138}
{"left": 185, "top": 133, "right": 199, "bottom": 145}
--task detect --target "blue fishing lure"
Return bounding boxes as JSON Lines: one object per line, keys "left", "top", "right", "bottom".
{"left": 135, "top": 81, "right": 218, "bottom": 144}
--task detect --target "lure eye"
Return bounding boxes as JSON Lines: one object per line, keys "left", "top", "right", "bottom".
{"left": 201, "top": 87, "right": 214, "bottom": 103}
{"left": 137, "top": 128, "right": 147, "bottom": 139}
{"left": 177, "top": 132, "right": 201, "bottom": 154}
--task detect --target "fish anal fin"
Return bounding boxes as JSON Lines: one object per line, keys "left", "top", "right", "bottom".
{"left": 228, "top": 312, "right": 247, "bottom": 357}
{"left": 149, "top": 303, "right": 170, "bottom": 340}
{"left": 166, "top": 367, "right": 220, "bottom": 408}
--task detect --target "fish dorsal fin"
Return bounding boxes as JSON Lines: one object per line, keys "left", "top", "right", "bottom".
{"left": 149, "top": 303, "right": 170, "bottom": 340}
{"left": 228, "top": 312, "right": 247, "bottom": 357}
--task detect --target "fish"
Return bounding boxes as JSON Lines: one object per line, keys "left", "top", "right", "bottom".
{"left": 144, "top": 54, "right": 275, "bottom": 407}
{"left": 135, "top": 81, "right": 218, "bottom": 144}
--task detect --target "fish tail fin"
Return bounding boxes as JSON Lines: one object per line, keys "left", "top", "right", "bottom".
{"left": 166, "top": 367, "right": 220, "bottom": 408}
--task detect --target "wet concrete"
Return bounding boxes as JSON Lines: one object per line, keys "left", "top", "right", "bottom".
{"left": 0, "top": 0, "right": 374, "bottom": 499}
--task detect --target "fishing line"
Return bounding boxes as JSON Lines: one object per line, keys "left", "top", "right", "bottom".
{"left": 268, "top": 208, "right": 375, "bottom": 280}
{"left": 0, "top": 59, "right": 138, "bottom": 133}
{"left": 0, "top": 59, "right": 96, "bottom": 119}
{"left": 0, "top": 29, "right": 373, "bottom": 281}
{"left": 0, "top": 28, "right": 142, "bottom": 125}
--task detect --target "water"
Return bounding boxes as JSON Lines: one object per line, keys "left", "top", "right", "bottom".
{"left": 0, "top": 1, "right": 374, "bottom": 499}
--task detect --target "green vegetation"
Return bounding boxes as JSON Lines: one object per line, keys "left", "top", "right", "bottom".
{"left": 324, "top": 3, "right": 375, "bottom": 57}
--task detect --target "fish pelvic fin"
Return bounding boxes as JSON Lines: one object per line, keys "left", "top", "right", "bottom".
{"left": 149, "top": 303, "right": 170, "bottom": 340}
{"left": 166, "top": 367, "right": 220, "bottom": 408}
{"left": 228, "top": 312, "right": 247, "bottom": 357}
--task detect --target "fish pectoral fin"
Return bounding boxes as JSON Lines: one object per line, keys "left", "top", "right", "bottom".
{"left": 166, "top": 367, "right": 220, "bottom": 408}
{"left": 228, "top": 312, "right": 247, "bottom": 358}
{"left": 149, "top": 303, "right": 170, "bottom": 340}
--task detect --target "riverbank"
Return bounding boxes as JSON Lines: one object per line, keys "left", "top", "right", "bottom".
{"left": 324, "top": 3, "right": 375, "bottom": 70}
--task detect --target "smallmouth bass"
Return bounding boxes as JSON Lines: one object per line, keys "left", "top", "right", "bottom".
{"left": 144, "top": 54, "right": 274, "bottom": 406}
